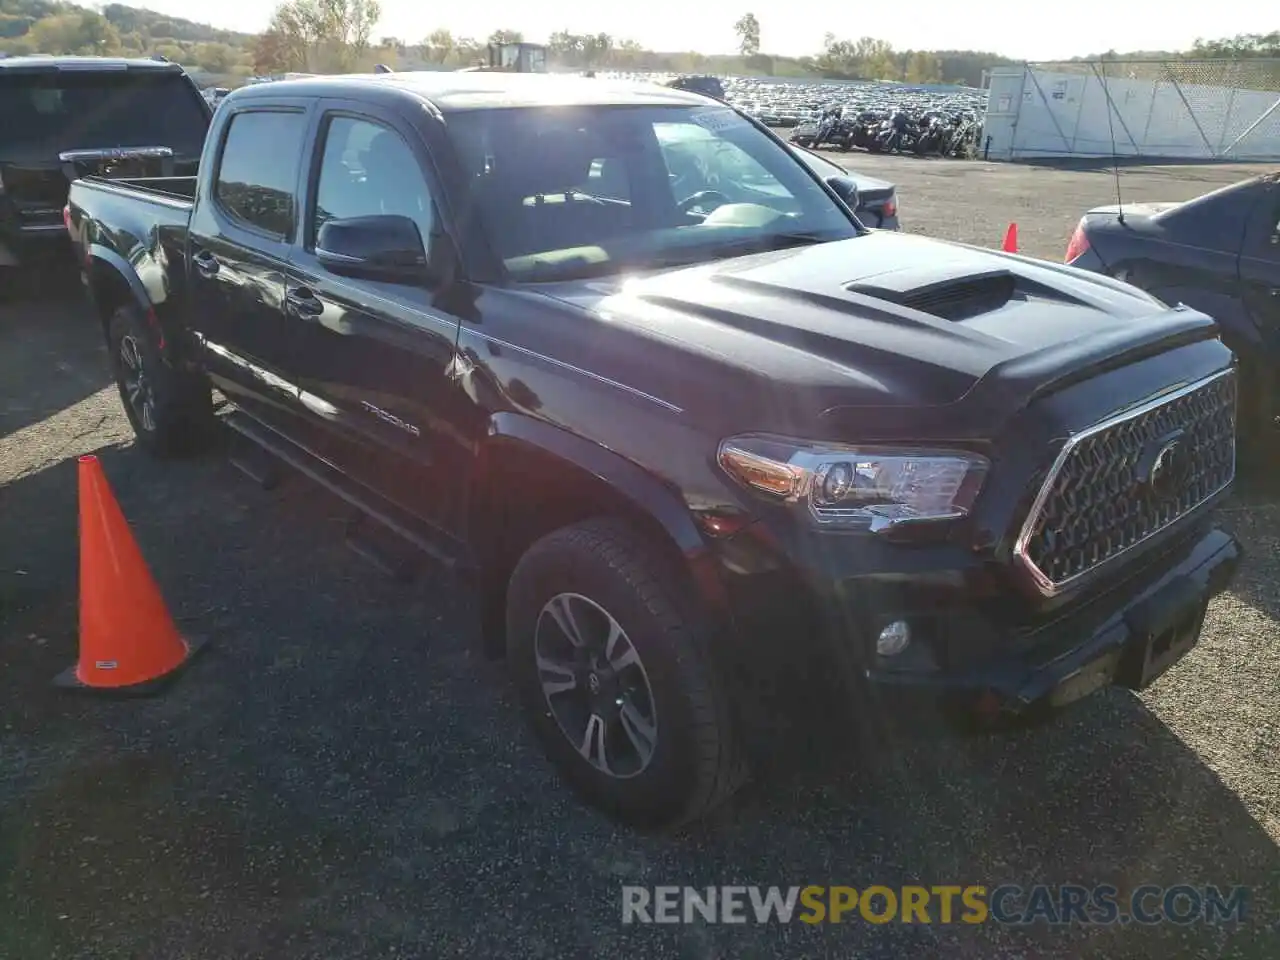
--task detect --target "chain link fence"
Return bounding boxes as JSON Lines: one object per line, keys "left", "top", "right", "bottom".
{"left": 983, "top": 58, "right": 1280, "bottom": 160}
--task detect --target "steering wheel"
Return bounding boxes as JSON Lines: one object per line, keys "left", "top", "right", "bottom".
{"left": 678, "top": 190, "right": 731, "bottom": 215}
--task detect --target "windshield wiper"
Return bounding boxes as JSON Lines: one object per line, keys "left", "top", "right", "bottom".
{"left": 640, "top": 231, "right": 836, "bottom": 269}
{"left": 518, "top": 233, "right": 839, "bottom": 282}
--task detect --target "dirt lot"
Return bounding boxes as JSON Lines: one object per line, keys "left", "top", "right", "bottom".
{"left": 2, "top": 157, "right": 1279, "bottom": 959}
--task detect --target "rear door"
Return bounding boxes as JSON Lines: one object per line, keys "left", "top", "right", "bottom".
{"left": 283, "top": 100, "right": 467, "bottom": 536}
{"left": 186, "top": 100, "right": 311, "bottom": 415}
{"left": 0, "top": 63, "right": 209, "bottom": 254}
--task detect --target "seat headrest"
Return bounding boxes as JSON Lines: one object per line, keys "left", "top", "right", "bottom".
{"left": 495, "top": 128, "right": 599, "bottom": 199}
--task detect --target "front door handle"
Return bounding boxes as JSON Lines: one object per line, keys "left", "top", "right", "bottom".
{"left": 191, "top": 249, "right": 219, "bottom": 277}
{"left": 286, "top": 287, "right": 324, "bottom": 318}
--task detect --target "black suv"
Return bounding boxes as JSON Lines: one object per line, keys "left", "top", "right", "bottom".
{"left": 0, "top": 55, "right": 210, "bottom": 278}
{"left": 68, "top": 72, "right": 1242, "bottom": 828}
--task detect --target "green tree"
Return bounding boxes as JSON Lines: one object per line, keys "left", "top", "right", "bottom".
{"left": 263, "top": 0, "right": 381, "bottom": 72}
{"left": 733, "top": 12, "right": 760, "bottom": 58}
{"left": 29, "top": 11, "right": 120, "bottom": 55}
{"left": 487, "top": 28, "right": 522, "bottom": 46}
{"left": 582, "top": 32, "right": 612, "bottom": 67}
{"left": 421, "top": 26, "right": 453, "bottom": 63}
{"left": 193, "top": 41, "right": 237, "bottom": 72}
{"left": 251, "top": 27, "right": 293, "bottom": 73}
{"left": 905, "top": 50, "right": 941, "bottom": 83}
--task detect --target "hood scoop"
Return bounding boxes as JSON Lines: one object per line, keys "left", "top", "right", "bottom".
{"left": 848, "top": 268, "right": 1018, "bottom": 322}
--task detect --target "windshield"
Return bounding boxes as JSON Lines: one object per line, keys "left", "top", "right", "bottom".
{"left": 0, "top": 70, "right": 209, "bottom": 163}
{"left": 445, "top": 103, "right": 859, "bottom": 281}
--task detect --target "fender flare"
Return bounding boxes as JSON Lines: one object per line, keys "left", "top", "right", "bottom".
{"left": 467, "top": 412, "right": 730, "bottom": 657}
{"left": 85, "top": 244, "right": 151, "bottom": 323}
{"left": 481, "top": 411, "right": 708, "bottom": 559}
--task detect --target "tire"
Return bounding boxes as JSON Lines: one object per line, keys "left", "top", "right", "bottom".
{"left": 107, "top": 303, "right": 213, "bottom": 457}
{"left": 506, "top": 518, "right": 746, "bottom": 829}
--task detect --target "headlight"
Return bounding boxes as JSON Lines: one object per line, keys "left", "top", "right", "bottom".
{"left": 717, "top": 434, "right": 989, "bottom": 532}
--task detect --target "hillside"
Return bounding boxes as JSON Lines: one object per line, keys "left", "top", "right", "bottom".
{"left": 0, "top": 1, "right": 1023, "bottom": 86}
{"left": 1, "top": 2, "right": 1269, "bottom": 89}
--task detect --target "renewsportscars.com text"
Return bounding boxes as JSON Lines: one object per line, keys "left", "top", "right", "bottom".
{"left": 621, "top": 885, "right": 1249, "bottom": 926}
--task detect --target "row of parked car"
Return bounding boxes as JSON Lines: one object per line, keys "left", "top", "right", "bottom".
{"left": 4, "top": 53, "right": 1276, "bottom": 830}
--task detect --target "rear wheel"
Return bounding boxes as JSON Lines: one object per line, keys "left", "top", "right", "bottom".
{"left": 107, "top": 303, "right": 214, "bottom": 457}
{"left": 506, "top": 518, "right": 746, "bottom": 829}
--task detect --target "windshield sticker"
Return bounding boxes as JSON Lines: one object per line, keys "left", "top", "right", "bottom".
{"left": 688, "top": 108, "right": 747, "bottom": 133}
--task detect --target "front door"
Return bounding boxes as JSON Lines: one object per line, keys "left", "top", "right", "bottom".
{"left": 284, "top": 102, "right": 467, "bottom": 538}
{"left": 187, "top": 103, "right": 311, "bottom": 417}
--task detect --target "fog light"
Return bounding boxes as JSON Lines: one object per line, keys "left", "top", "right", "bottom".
{"left": 877, "top": 620, "right": 911, "bottom": 657}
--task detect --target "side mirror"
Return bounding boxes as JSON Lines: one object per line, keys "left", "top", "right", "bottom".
{"left": 825, "top": 174, "right": 861, "bottom": 213}
{"left": 316, "top": 214, "right": 430, "bottom": 284}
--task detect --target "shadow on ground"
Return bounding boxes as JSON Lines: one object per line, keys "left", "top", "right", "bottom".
{"left": 2, "top": 434, "right": 1276, "bottom": 959}
{"left": 0, "top": 277, "right": 110, "bottom": 441}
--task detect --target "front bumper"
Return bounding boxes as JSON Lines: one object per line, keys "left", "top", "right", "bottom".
{"left": 863, "top": 526, "right": 1240, "bottom": 718}
{"left": 714, "top": 519, "right": 1241, "bottom": 723}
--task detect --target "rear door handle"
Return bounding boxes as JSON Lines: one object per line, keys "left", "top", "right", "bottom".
{"left": 191, "top": 249, "right": 219, "bottom": 277}
{"left": 286, "top": 287, "right": 324, "bottom": 318}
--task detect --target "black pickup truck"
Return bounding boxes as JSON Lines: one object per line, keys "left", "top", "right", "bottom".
{"left": 68, "top": 72, "right": 1242, "bottom": 828}
{"left": 1, "top": 55, "right": 210, "bottom": 281}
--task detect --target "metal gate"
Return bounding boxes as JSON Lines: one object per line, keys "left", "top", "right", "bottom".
{"left": 982, "top": 58, "right": 1280, "bottom": 161}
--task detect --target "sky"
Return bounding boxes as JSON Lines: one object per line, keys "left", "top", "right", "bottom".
{"left": 124, "top": 1, "right": 1271, "bottom": 62}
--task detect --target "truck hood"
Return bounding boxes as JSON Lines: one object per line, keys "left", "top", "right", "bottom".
{"left": 531, "top": 231, "right": 1218, "bottom": 438}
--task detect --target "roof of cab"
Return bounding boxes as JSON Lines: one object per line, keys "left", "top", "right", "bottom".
{"left": 228, "top": 70, "right": 713, "bottom": 112}
{"left": 0, "top": 55, "right": 184, "bottom": 73}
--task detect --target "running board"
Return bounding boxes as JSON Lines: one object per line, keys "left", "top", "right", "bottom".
{"left": 223, "top": 410, "right": 467, "bottom": 575}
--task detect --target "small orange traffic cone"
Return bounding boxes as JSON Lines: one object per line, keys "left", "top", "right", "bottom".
{"left": 54, "top": 455, "right": 208, "bottom": 694}
{"left": 1001, "top": 222, "right": 1019, "bottom": 253}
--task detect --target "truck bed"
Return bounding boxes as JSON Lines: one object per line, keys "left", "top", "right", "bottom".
{"left": 82, "top": 175, "right": 198, "bottom": 203}
{"left": 67, "top": 174, "right": 196, "bottom": 309}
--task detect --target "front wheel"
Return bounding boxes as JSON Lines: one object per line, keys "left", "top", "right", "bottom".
{"left": 506, "top": 518, "right": 746, "bottom": 829}
{"left": 107, "top": 303, "right": 213, "bottom": 457}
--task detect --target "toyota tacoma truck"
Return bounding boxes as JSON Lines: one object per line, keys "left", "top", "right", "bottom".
{"left": 67, "top": 72, "right": 1242, "bottom": 828}
{"left": 1, "top": 55, "right": 211, "bottom": 287}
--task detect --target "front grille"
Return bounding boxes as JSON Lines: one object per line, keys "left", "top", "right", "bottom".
{"left": 1015, "top": 369, "right": 1236, "bottom": 595}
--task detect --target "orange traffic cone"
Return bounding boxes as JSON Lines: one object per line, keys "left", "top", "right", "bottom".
{"left": 1001, "top": 222, "right": 1018, "bottom": 253}
{"left": 54, "top": 455, "right": 208, "bottom": 694}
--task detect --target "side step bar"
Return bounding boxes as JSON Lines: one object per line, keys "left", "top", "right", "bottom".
{"left": 223, "top": 410, "right": 469, "bottom": 576}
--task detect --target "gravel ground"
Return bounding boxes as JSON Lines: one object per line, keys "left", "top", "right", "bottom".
{"left": 2, "top": 158, "right": 1279, "bottom": 959}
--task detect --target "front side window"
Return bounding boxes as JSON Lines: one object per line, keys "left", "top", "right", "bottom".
{"left": 445, "top": 103, "right": 858, "bottom": 281}
{"left": 312, "top": 116, "right": 436, "bottom": 248}
{"left": 215, "top": 110, "right": 307, "bottom": 238}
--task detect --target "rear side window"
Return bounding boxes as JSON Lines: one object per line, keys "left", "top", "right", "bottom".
{"left": 215, "top": 110, "right": 307, "bottom": 238}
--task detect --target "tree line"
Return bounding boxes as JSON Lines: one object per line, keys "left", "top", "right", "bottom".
{"left": 0, "top": 0, "right": 1275, "bottom": 90}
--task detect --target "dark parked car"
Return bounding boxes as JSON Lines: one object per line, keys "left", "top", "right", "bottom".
{"left": 787, "top": 142, "right": 900, "bottom": 229}
{"left": 664, "top": 75, "right": 727, "bottom": 101}
{"left": 69, "top": 72, "right": 1241, "bottom": 828}
{"left": 0, "top": 55, "right": 211, "bottom": 282}
{"left": 1066, "top": 172, "right": 1279, "bottom": 457}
